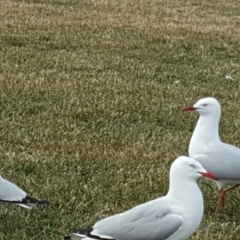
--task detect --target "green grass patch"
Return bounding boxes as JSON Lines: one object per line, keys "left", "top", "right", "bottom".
{"left": 0, "top": 0, "right": 239, "bottom": 239}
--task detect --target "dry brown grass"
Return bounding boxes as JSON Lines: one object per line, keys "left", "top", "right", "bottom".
{"left": 0, "top": 0, "right": 240, "bottom": 239}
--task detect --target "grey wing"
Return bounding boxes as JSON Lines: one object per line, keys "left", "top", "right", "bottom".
{"left": 91, "top": 199, "right": 183, "bottom": 240}
{"left": 0, "top": 176, "right": 26, "bottom": 201}
{"left": 193, "top": 142, "right": 240, "bottom": 180}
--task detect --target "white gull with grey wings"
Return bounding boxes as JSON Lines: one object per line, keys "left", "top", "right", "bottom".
{"left": 64, "top": 156, "right": 217, "bottom": 240}
{"left": 0, "top": 175, "right": 49, "bottom": 209}
{"left": 183, "top": 97, "right": 240, "bottom": 214}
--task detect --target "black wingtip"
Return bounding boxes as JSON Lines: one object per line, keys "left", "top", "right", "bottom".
{"left": 24, "top": 196, "right": 50, "bottom": 205}
{"left": 63, "top": 237, "right": 71, "bottom": 240}
{"left": 68, "top": 227, "right": 93, "bottom": 234}
{"left": 67, "top": 227, "right": 115, "bottom": 240}
{"left": 0, "top": 196, "right": 50, "bottom": 205}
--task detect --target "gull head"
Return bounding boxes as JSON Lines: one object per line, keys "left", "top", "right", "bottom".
{"left": 183, "top": 97, "right": 221, "bottom": 117}
{"left": 171, "top": 156, "right": 218, "bottom": 181}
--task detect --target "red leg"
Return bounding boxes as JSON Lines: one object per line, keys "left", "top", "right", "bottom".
{"left": 215, "top": 189, "right": 225, "bottom": 215}
{"left": 215, "top": 184, "right": 240, "bottom": 214}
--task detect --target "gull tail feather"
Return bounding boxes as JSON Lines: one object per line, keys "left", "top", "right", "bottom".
{"left": 0, "top": 195, "right": 50, "bottom": 209}
{"left": 65, "top": 228, "right": 115, "bottom": 240}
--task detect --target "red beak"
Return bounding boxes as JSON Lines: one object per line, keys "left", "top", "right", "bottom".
{"left": 199, "top": 172, "right": 218, "bottom": 180}
{"left": 183, "top": 106, "right": 196, "bottom": 112}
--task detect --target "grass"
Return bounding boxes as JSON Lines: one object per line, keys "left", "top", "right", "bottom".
{"left": 0, "top": 0, "right": 240, "bottom": 239}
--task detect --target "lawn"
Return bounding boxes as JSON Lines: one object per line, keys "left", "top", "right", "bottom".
{"left": 0, "top": 0, "right": 240, "bottom": 239}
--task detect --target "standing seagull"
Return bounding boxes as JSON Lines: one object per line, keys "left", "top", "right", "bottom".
{"left": 183, "top": 97, "right": 240, "bottom": 214}
{"left": 0, "top": 175, "right": 49, "bottom": 209}
{"left": 64, "top": 156, "right": 217, "bottom": 240}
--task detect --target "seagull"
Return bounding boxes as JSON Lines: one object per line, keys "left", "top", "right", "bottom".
{"left": 0, "top": 175, "right": 50, "bottom": 209}
{"left": 183, "top": 97, "right": 240, "bottom": 214}
{"left": 64, "top": 156, "right": 217, "bottom": 240}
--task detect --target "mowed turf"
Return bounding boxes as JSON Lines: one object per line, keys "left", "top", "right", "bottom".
{"left": 0, "top": 0, "right": 240, "bottom": 239}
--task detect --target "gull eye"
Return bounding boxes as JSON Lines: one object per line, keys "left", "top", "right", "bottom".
{"left": 203, "top": 104, "right": 208, "bottom": 107}
{"left": 189, "top": 164, "right": 195, "bottom": 168}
